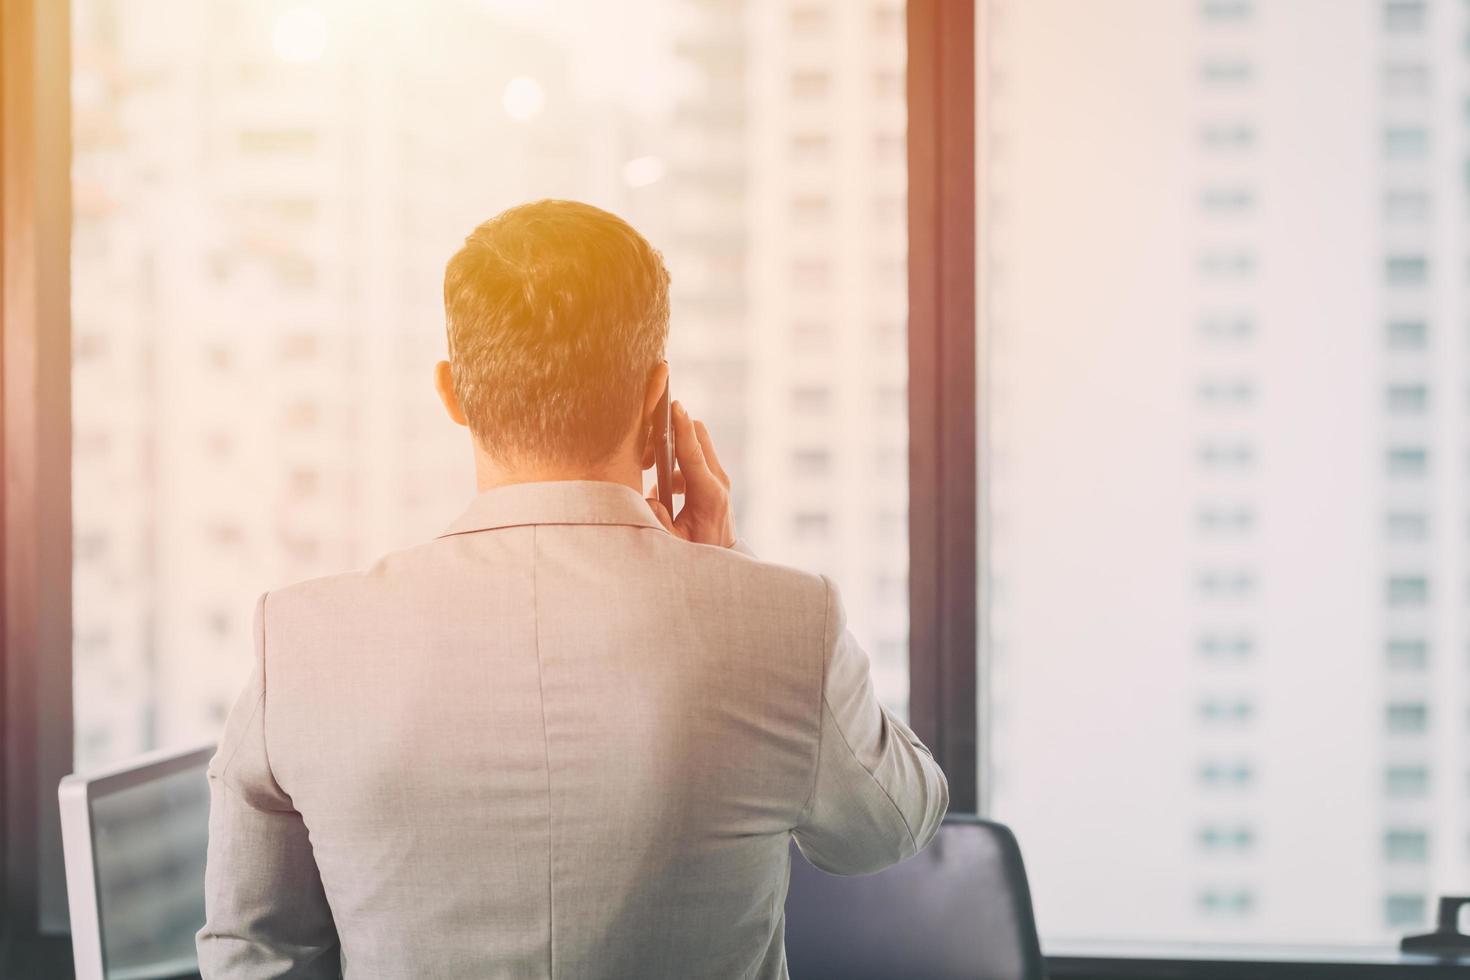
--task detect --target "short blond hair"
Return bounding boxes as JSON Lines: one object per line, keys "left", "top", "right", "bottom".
{"left": 443, "top": 200, "right": 670, "bottom": 466}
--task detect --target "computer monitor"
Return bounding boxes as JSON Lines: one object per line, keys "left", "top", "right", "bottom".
{"left": 59, "top": 744, "right": 214, "bottom": 980}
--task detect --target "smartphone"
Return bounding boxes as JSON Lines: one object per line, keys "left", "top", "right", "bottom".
{"left": 652, "top": 381, "right": 674, "bottom": 513}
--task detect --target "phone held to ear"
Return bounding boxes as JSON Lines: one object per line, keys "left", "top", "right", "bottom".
{"left": 653, "top": 382, "right": 674, "bottom": 513}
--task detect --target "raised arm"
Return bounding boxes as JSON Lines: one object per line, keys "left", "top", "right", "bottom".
{"left": 793, "top": 577, "right": 949, "bottom": 875}
{"left": 197, "top": 593, "right": 340, "bottom": 979}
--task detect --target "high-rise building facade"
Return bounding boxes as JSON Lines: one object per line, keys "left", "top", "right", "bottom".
{"left": 984, "top": 0, "right": 1468, "bottom": 944}
{"left": 72, "top": 0, "right": 911, "bottom": 772}
{"left": 72, "top": 0, "right": 652, "bottom": 767}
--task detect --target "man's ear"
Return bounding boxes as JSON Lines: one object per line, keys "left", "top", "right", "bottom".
{"left": 434, "top": 360, "right": 469, "bottom": 427}
{"left": 639, "top": 360, "right": 670, "bottom": 469}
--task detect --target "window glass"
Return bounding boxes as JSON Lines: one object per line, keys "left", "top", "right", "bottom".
{"left": 981, "top": 0, "right": 1464, "bottom": 944}
{"left": 72, "top": 0, "right": 908, "bottom": 770}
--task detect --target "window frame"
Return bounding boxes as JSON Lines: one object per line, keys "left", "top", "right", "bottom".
{"left": 1, "top": 0, "right": 76, "bottom": 965}
{"left": 906, "top": 0, "right": 979, "bottom": 815}
{"left": 2, "top": 0, "right": 1462, "bottom": 975}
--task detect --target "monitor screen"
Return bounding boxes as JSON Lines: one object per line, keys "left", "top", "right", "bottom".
{"left": 91, "top": 763, "right": 209, "bottom": 979}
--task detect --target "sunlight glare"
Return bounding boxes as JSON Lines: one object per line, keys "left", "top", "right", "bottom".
{"left": 502, "top": 76, "right": 546, "bottom": 122}
{"left": 272, "top": 7, "right": 328, "bottom": 64}
{"left": 621, "top": 156, "right": 667, "bottom": 188}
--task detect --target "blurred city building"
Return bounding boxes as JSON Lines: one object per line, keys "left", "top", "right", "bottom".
{"left": 984, "top": 0, "right": 1467, "bottom": 945}
{"left": 71, "top": 0, "right": 909, "bottom": 772}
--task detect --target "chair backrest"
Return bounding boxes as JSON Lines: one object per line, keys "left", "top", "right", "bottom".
{"left": 784, "top": 816, "right": 1046, "bottom": 980}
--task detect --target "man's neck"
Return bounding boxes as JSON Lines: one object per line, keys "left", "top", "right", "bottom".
{"left": 472, "top": 448, "right": 643, "bottom": 496}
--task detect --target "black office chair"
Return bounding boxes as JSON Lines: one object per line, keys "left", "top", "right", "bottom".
{"left": 784, "top": 815, "right": 1046, "bottom": 980}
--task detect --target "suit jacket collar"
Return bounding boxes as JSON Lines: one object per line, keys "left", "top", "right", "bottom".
{"left": 438, "top": 480, "right": 665, "bottom": 538}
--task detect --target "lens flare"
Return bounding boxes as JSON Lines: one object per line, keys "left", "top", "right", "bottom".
{"left": 502, "top": 76, "right": 546, "bottom": 122}
{"left": 621, "top": 156, "right": 667, "bottom": 188}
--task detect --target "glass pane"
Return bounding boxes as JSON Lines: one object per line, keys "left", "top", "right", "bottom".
{"left": 981, "top": 0, "right": 1461, "bottom": 947}
{"left": 72, "top": 0, "right": 909, "bottom": 771}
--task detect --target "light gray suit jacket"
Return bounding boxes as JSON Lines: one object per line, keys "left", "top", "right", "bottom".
{"left": 197, "top": 480, "right": 948, "bottom": 979}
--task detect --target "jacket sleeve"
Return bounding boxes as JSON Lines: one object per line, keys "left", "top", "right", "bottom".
{"left": 793, "top": 576, "right": 949, "bottom": 875}
{"left": 197, "top": 593, "right": 341, "bottom": 979}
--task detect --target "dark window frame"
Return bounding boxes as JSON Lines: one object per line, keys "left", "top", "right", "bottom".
{"left": 907, "top": 0, "right": 979, "bottom": 814}
{"left": 0, "top": 0, "right": 1462, "bottom": 976}
{"left": 1, "top": 0, "right": 76, "bottom": 969}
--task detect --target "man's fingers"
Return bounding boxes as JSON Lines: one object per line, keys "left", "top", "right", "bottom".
{"left": 670, "top": 401, "right": 720, "bottom": 493}
{"left": 641, "top": 425, "right": 656, "bottom": 470}
{"left": 692, "top": 420, "right": 729, "bottom": 488}
{"left": 645, "top": 496, "right": 677, "bottom": 535}
{"left": 671, "top": 469, "right": 687, "bottom": 494}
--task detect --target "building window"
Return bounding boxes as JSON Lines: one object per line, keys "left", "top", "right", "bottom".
{"left": 1197, "top": 505, "right": 1255, "bottom": 532}
{"left": 790, "top": 4, "right": 829, "bottom": 36}
{"left": 791, "top": 195, "right": 831, "bottom": 224}
{"left": 1385, "top": 384, "right": 1428, "bottom": 414}
{"left": 874, "top": 194, "right": 904, "bottom": 224}
{"left": 1385, "top": 446, "right": 1427, "bottom": 477}
{"left": 874, "top": 70, "right": 902, "bottom": 99}
{"left": 1198, "top": 761, "right": 1253, "bottom": 787}
{"left": 1383, "top": 126, "right": 1429, "bottom": 160}
{"left": 1383, "top": 62, "right": 1430, "bottom": 96}
{"left": 1198, "top": 825, "right": 1255, "bottom": 852}
{"left": 1385, "top": 637, "right": 1428, "bottom": 670}
{"left": 791, "top": 259, "right": 831, "bottom": 289}
{"left": 1384, "top": 190, "right": 1430, "bottom": 222}
{"left": 790, "top": 133, "right": 830, "bottom": 162}
{"left": 287, "top": 467, "right": 320, "bottom": 499}
{"left": 874, "top": 133, "right": 904, "bottom": 164}
{"left": 1382, "top": 0, "right": 1427, "bottom": 33}
{"left": 1197, "top": 633, "right": 1254, "bottom": 660}
{"left": 1384, "top": 893, "right": 1427, "bottom": 927}
{"left": 1197, "top": 314, "right": 1255, "bottom": 340}
{"left": 793, "top": 511, "right": 831, "bottom": 540}
{"left": 207, "top": 523, "right": 243, "bottom": 548}
{"left": 1199, "top": 123, "right": 1256, "bottom": 150}
{"left": 1384, "top": 766, "right": 1430, "bottom": 798}
{"left": 790, "top": 70, "right": 830, "bottom": 99}
{"left": 791, "top": 321, "right": 830, "bottom": 352}
{"left": 1386, "top": 318, "right": 1427, "bottom": 349}
{"left": 792, "top": 448, "right": 831, "bottom": 477}
{"left": 1198, "top": 249, "right": 1257, "bottom": 278}
{"left": 75, "top": 531, "right": 109, "bottom": 563}
{"left": 1383, "top": 829, "right": 1429, "bottom": 863}
{"left": 791, "top": 386, "right": 831, "bottom": 414}
{"left": 1386, "top": 702, "right": 1428, "bottom": 734}
{"left": 1385, "top": 254, "right": 1428, "bottom": 285}
{"left": 1200, "top": 60, "right": 1254, "bottom": 85}
{"left": 1198, "top": 889, "right": 1255, "bottom": 915}
{"left": 1384, "top": 511, "right": 1428, "bottom": 540}
{"left": 1197, "top": 441, "right": 1256, "bottom": 470}
{"left": 284, "top": 400, "right": 319, "bottom": 430}
{"left": 1385, "top": 576, "right": 1428, "bottom": 606}
{"left": 874, "top": 446, "right": 904, "bottom": 478}
{"left": 872, "top": 3, "right": 903, "bottom": 35}
{"left": 1199, "top": 0, "right": 1252, "bottom": 20}
{"left": 1196, "top": 378, "right": 1255, "bottom": 406}
{"left": 279, "top": 333, "right": 319, "bottom": 362}
{"left": 1198, "top": 186, "right": 1255, "bottom": 213}
{"left": 876, "top": 385, "right": 904, "bottom": 415}
{"left": 1196, "top": 569, "right": 1255, "bottom": 598}
{"left": 238, "top": 128, "right": 318, "bottom": 154}
{"left": 1199, "top": 698, "right": 1255, "bottom": 724}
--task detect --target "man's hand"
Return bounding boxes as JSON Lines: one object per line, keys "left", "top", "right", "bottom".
{"left": 646, "top": 401, "right": 737, "bottom": 548}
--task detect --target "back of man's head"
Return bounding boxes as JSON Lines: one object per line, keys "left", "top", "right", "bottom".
{"left": 443, "top": 199, "right": 670, "bottom": 467}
